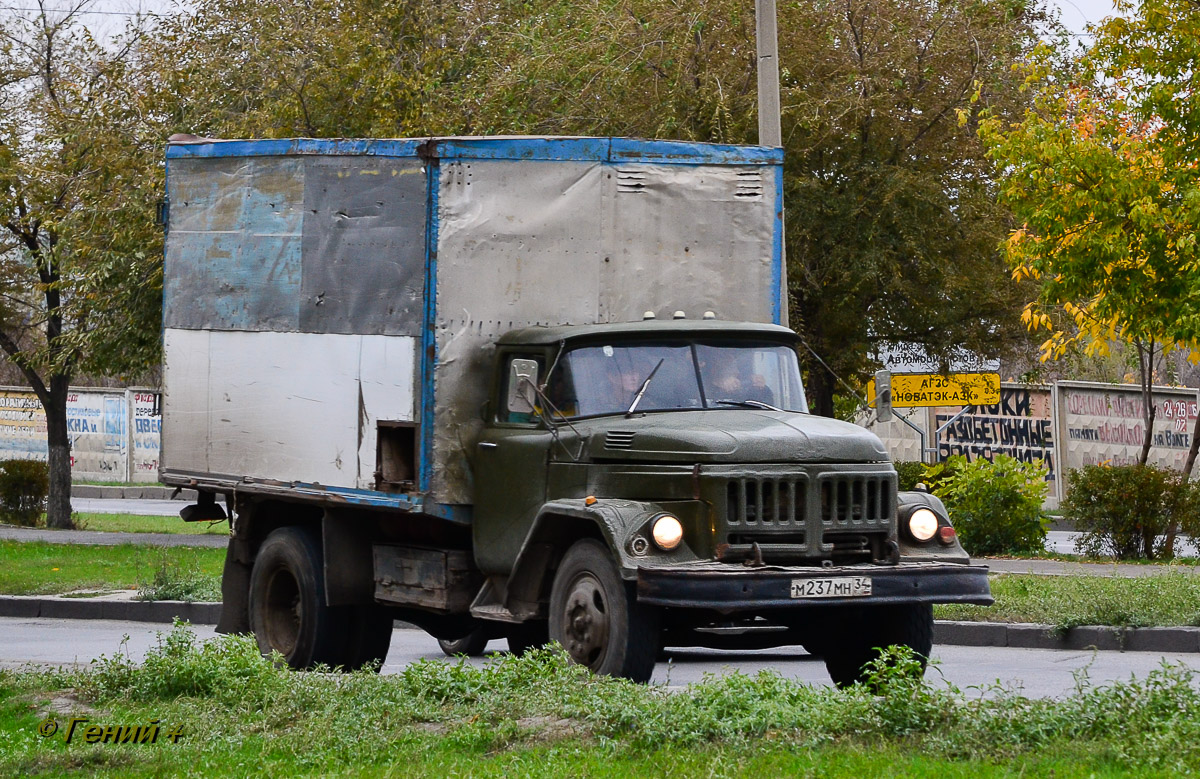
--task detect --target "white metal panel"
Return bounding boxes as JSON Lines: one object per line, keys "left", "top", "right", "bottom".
{"left": 357, "top": 336, "right": 418, "bottom": 488}
{"left": 162, "top": 328, "right": 212, "bottom": 474}
{"left": 163, "top": 328, "right": 416, "bottom": 487}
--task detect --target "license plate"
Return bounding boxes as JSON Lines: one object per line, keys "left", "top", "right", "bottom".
{"left": 790, "top": 576, "right": 872, "bottom": 599}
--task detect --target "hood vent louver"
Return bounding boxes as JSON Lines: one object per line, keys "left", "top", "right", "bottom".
{"left": 605, "top": 431, "right": 636, "bottom": 450}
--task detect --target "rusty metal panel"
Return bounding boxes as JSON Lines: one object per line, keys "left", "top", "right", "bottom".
{"left": 165, "top": 157, "right": 305, "bottom": 331}
{"left": 372, "top": 544, "right": 481, "bottom": 611}
{"left": 431, "top": 160, "right": 605, "bottom": 503}
{"left": 429, "top": 159, "right": 779, "bottom": 504}
{"left": 600, "top": 164, "right": 776, "bottom": 324}
{"left": 165, "top": 155, "right": 426, "bottom": 335}
{"left": 298, "top": 157, "right": 427, "bottom": 335}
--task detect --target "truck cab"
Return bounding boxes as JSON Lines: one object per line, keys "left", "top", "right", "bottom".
{"left": 467, "top": 319, "right": 991, "bottom": 683}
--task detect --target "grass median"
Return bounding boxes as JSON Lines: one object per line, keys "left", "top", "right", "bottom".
{"left": 0, "top": 541, "right": 223, "bottom": 601}
{"left": 71, "top": 513, "right": 227, "bottom": 535}
{"left": 1, "top": 626, "right": 1197, "bottom": 777}
{"left": 936, "top": 572, "right": 1200, "bottom": 631}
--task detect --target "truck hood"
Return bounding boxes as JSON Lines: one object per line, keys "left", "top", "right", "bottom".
{"left": 573, "top": 410, "right": 889, "bottom": 463}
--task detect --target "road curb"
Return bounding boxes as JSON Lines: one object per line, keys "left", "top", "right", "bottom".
{"left": 0, "top": 595, "right": 220, "bottom": 625}
{"left": 71, "top": 485, "right": 194, "bottom": 500}
{"left": 3, "top": 597, "right": 1198, "bottom": 653}
{"left": 934, "top": 620, "right": 1200, "bottom": 653}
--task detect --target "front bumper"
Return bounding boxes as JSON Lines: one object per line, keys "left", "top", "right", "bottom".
{"left": 637, "top": 561, "right": 992, "bottom": 610}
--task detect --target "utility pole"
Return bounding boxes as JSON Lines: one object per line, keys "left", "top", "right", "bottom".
{"left": 755, "top": 0, "right": 782, "bottom": 147}
{"left": 755, "top": 0, "right": 787, "bottom": 324}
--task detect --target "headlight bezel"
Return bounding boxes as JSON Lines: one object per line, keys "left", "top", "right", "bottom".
{"left": 906, "top": 507, "right": 941, "bottom": 543}
{"left": 650, "top": 514, "right": 684, "bottom": 551}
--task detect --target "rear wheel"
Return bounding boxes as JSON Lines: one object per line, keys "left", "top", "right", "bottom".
{"left": 823, "top": 604, "right": 933, "bottom": 688}
{"left": 549, "top": 539, "right": 660, "bottom": 682}
{"left": 248, "top": 526, "right": 346, "bottom": 669}
{"left": 439, "top": 628, "right": 490, "bottom": 657}
{"left": 341, "top": 605, "right": 394, "bottom": 670}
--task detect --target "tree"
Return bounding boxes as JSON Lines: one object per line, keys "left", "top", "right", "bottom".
{"left": 979, "top": 0, "right": 1200, "bottom": 468}
{"left": 150, "top": 0, "right": 1042, "bottom": 417}
{"left": 0, "top": 2, "right": 163, "bottom": 528}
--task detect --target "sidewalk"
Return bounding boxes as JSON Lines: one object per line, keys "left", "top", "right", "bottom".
{"left": 0, "top": 524, "right": 226, "bottom": 548}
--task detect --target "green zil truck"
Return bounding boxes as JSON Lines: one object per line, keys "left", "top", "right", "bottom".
{"left": 161, "top": 135, "right": 991, "bottom": 685}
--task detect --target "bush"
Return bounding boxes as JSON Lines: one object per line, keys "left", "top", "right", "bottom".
{"left": 1062, "top": 464, "right": 1198, "bottom": 560}
{"left": 933, "top": 454, "right": 1048, "bottom": 556}
{"left": 0, "top": 459, "right": 48, "bottom": 526}
{"left": 894, "top": 461, "right": 926, "bottom": 491}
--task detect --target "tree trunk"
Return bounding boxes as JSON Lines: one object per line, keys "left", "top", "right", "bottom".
{"left": 1185, "top": 400, "right": 1200, "bottom": 479}
{"left": 808, "top": 366, "right": 836, "bottom": 418}
{"left": 1136, "top": 340, "right": 1156, "bottom": 467}
{"left": 43, "top": 375, "right": 73, "bottom": 529}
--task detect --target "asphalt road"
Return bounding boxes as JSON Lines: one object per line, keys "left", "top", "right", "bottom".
{"left": 4, "top": 616, "right": 1198, "bottom": 698}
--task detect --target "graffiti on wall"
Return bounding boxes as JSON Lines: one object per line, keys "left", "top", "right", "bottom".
{"left": 0, "top": 387, "right": 161, "bottom": 481}
{"left": 1061, "top": 385, "right": 1194, "bottom": 471}
{"left": 935, "top": 387, "right": 1057, "bottom": 487}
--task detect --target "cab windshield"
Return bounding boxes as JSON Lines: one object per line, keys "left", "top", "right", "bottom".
{"left": 545, "top": 340, "right": 809, "bottom": 418}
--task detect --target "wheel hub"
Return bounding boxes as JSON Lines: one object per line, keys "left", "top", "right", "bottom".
{"left": 562, "top": 573, "right": 609, "bottom": 668}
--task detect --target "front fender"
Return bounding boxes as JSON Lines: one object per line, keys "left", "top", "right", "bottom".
{"left": 896, "top": 489, "right": 972, "bottom": 562}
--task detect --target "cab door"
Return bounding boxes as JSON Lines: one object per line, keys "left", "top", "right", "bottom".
{"left": 471, "top": 352, "right": 552, "bottom": 574}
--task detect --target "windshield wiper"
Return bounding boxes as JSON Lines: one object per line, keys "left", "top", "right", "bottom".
{"left": 713, "top": 398, "right": 783, "bottom": 412}
{"left": 625, "top": 358, "right": 665, "bottom": 417}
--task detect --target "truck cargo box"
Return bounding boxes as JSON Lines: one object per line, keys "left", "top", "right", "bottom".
{"left": 162, "top": 136, "right": 784, "bottom": 517}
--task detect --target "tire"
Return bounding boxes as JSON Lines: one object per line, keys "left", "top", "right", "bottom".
{"left": 248, "top": 526, "right": 347, "bottom": 669}
{"left": 506, "top": 621, "right": 549, "bottom": 656}
{"left": 823, "top": 604, "right": 933, "bottom": 688}
{"left": 341, "top": 605, "right": 395, "bottom": 671}
{"left": 439, "top": 628, "right": 490, "bottom": 657}
{"left": 549, "top": 538, "right": 660, "bottom": 682}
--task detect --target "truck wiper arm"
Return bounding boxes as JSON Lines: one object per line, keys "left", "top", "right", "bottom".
{"left": 713, "top": 398, "right": 783, "bottom": 412}
{"left": 625, "top": 359, "right": 664, "bottom": 417}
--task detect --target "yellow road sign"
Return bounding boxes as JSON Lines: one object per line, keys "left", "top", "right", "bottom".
{"left": 868, "top": 372, "right": 1000, "bottom": 408}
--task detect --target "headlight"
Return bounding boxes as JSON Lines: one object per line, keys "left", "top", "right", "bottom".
{"left": 651, "top": 515, "right": 683, "bottom": 550}
{"left": 907, "top": 508, "right": 939, "bottom": 542}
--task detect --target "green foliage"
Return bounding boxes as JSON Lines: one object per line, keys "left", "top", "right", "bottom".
{"left": 894, "top": 461, "right": 927, "bottom": 491}
{"left": 1061, "top": 464, "right": 1198, "bottom": 560}
{"left": 936, "top": 572, "right": 1200, "bottom": 632}
{"left": 136, "top": 549, "right": 223, "bottom": 602}
{"left": 148, "top": 0, "right": 1042, "bottom": 418}
{"left": 11, "top": 624, "right": 1197, "bottom": 775}
{"left": 917, "top": 457, "right": 966, "bottom": 495}
{"left": 980, "top": 0, "right": 1200, "bottom": 373}
{"left": 934, "top": 455, "right": 1049, "bottom": 555}
{"left": 0, "top": 459, "right": 47, "bottom": 527}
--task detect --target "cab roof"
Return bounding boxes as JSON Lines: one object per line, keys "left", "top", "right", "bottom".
{"left": 496, "top": 319, "right": 798, "bottom": 347}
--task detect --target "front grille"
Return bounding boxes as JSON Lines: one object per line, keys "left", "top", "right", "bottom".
{"left": 719, "top": 470, "right": 895, "bottom": 562}
{"left": 726, "top": 477, "right": 807, "bottom": 526}
{"left": 820, "top": 474, "right": 892, "bottom": 527}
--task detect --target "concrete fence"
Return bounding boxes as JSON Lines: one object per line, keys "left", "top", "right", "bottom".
{"left": 0, "top": 386, "right": 162, "bottom": 482}
{"left": 862, "top": 380, "right": 1200, "bottom": 509}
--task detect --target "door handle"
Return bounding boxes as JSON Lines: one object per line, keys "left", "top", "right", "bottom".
{"left": 478, "top": 441, "right": 498, "bottom": 450}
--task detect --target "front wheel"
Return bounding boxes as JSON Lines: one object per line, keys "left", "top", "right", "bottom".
{"left": 823, "top": 603, "right": 933, "bottom": 688}
{"left": 549, "top": 539, "right": 660, "bottom": 682}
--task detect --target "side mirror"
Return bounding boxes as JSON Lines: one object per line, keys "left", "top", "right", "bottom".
{"left": 874, "top": 369, "right": 893, "bottom": 423}
{"left": 507, "top": 359, "right": 539, "bottom": 414}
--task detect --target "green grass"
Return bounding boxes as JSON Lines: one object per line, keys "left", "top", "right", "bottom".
{"left": 0, "top": 628, "right": 1196, "bottom": 777}
{"left": 72, "top": 513, "right": 228, "bottom": 535}
{"left": 0, "top": 541, "right": 223, "bottom": 599}
{"left": 936, "top": 572, "right": 1200, "bottom": 630}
